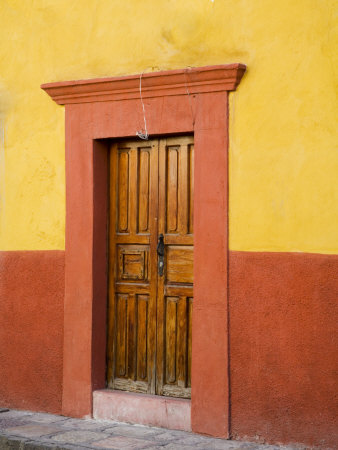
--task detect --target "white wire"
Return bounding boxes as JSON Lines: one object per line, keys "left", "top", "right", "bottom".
{"left": 136, "top": 70, "right": 149, "bottom": 140}
{"left": 136, "top": 66, "right": 195, "bottom": 139}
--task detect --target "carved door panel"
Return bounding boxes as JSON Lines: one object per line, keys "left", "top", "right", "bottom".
{"left": 156, "top": 136, "right": 194, "bottom": 398}
{"left": 107, "top": 136, "right": 194, "bottom": 398}
{"left": 107, "top": 140, "right": 159, "bottom": 394}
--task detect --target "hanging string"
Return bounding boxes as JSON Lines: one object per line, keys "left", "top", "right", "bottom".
{"left": 136, "top": 66, "right": 196, "bottom": 139}
{"left": 136, "top": 70, "right": 149, "bottom": 140}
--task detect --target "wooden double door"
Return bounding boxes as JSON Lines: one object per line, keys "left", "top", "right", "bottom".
{"left": 107, "top": 135, "right": 194, "bottom": 399}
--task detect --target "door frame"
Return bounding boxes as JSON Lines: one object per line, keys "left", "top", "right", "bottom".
{"left": 42, "top": 64, "right": 246, "bottom": 438}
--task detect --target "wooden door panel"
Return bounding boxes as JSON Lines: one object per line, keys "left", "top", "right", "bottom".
{"left": 138, "top": 149, "right": 151, "bottom": 233}
{"left": 113, "top": 292, "right": 151, "bottom": 393}
{"left": 166, "top": 147, "right": 179, "bottom": 233}
{"left": 188, "top": 145, "right": 194, "bottom": 235}
{"left": 117, "top": 150, "right": 130, "bottom": 233}
{"left": 166, "top": 246, "right": 193, "bottom": 285}
{"left": 161, "top": 295, "right": 192, "bottom": 398}
{"left": 107, "top": 141, "right": 158, "bottom": 395}
{"left": 136, "top": 295, "right": 149, "bottom": 381}
{"left": 157, "top": 136, "right": 194, "bottom": 398}
{"left": 108, "top": 136, "right": 193, "bottom": 399}
{"left": 115, "top": 293, "right": 128, "bottom": 378}
{"left": 165, "top": 141, "right": 192, "bottom": 236}
{"left": 117, "top": 245, "right": 149, "bottom": 282}
{"left": 115, "top": 143, "right": 154, "bottom": 240}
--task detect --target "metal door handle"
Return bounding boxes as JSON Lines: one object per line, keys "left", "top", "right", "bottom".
{"left": 157, "top": 234, "right": 164, "bottom": 275}
{"left": 157, "top": 234, "right": 164, "bottom": 256}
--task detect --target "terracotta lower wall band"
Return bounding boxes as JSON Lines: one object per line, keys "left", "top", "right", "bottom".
{"left": 0, "top": 250, "right": 65, "bottom": 414}
{"left": 0, "top": 249, "right": 337, "bottom": 448}
{"left": 229, "top": 250, "right": 338, "bottom": 448}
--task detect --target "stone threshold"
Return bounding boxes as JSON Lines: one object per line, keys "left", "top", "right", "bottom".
{"left": 93, "top": 389, "right": 191, "bottom": 432}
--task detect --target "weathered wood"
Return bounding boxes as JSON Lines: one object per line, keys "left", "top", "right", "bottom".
{"left": 117, "top": 150, "right": 129, "bottom": 232}
{"left": 167, "top": 147, "right": 178, "bottom": 233}
{"left": 188, "top": 144, "right": 194, "bottom": 235}
{"left": 138, "top": 150, "right": 150, "bottom": 233}
{"left": 156, "top": 136, "right": 194, "bottom": 398}
{"left": 107, "top": 141, "right": 156, "bottom": 394}
{"left": 108, "top": 136, "right": 193, "bottom": 398}
{"left": 115, "top": 294, "right": 127, "bottom": 377}
{"left": 107, "top": 144, "right": 118, "bottom": 387}
{"left": 137, "top": 295, "right": 148, "bottom": 381}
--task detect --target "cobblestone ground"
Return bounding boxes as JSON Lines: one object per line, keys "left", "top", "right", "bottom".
{"left": 0, "top": 409, "right": 303, "bottom": 450}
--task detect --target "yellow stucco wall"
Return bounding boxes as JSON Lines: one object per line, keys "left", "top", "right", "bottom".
{"left": 0, "top": 0, "right": 337, "bottom": 252}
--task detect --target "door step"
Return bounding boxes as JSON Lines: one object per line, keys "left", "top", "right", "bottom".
{"left": 93, "top": 389, "right": 191, "bottom": 431}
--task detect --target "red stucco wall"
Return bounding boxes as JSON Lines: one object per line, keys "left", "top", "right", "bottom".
{"left": 229, "top": 251, "right": 338, "bottom": 448}
{"left": 0, "top": 248, "right": 337, "bottom": 448}
{"left": 0, "top": 251, "right": 64, "bottom": 414}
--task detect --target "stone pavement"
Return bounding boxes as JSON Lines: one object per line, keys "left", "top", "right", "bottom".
{"left": 0, "top": 409, "right": 303, "bottom": 450}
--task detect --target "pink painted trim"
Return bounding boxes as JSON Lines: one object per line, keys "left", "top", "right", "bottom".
{"left": 41, "top": 64, "right": 246, "bottom": 438}
{"left": 41, "top": 64, "right": 246, "bottom": 104}
{"left": 93, "top": 390, "right": 191, "bottom": 432}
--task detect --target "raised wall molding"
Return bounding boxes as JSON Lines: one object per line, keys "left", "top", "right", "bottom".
{"left": 41, "top": 64, "right": 246, "bottom": 105}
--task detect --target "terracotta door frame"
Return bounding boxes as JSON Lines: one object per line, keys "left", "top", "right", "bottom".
{"left": 42, "top": 64, "right": 246, "bottom": 438}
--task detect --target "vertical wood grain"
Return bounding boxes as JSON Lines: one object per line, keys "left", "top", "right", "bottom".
{"left": 109, "top": 136, "right": 193, "bottom": 398}
{"left": 108, "top": 140, "right": 158, "bottom": 394}
{"left": 115, "top": 294, "right": 127, "bottom": 377}
{"left": 157, "top": 136, "right": 194, "bottom": 398}
{"left": 107, "top": 144, "right": 118, "bottom": 386}
{"left": 166, "top": 297, "right": 177, "bottom": 384}
{"left": 127, "top": 293, "right": 137, "bottom": 381}
{"left": 188, "top": 144, "right": 194, "bottom": 235}
{"left": 178, "top": 146, "right": 188, "bottom": 235}
{"left": 118, "top": 151, "right": 129, "bottom": 232}
{"left": 147, "top": 140, "right": 159, "bottom": 395}
{"left": 155, "top": 138, "right": 166, "bottom": 395}
{"left": 137, "top": 295, "right": 148, "bottom": 381}
{"left": 177, "top": 296, "right": 188, "bottom": 387}
{"left": 138, "top": 150, "right": 150, "bottom": 233}
{"left": 167, "top": 147, "right": 178, "bottom": 233}
{"left": 129, "top": 147, "right": 138, "bottom": 235}
{"left": 187, "top": 297, "right": 193, "bottom": 388}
